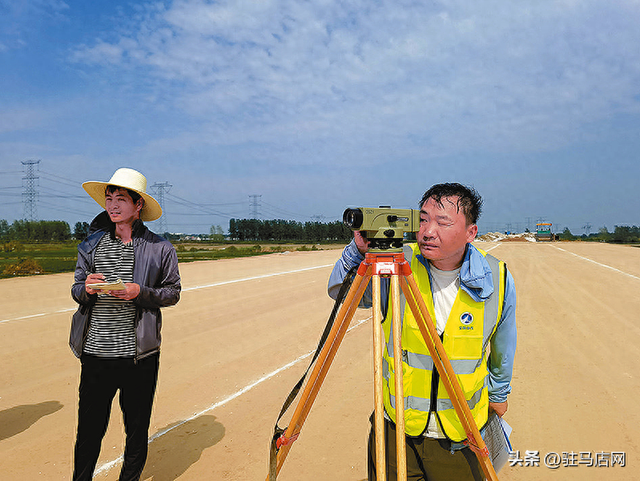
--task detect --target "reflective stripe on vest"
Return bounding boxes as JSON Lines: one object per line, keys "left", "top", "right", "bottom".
{"left": 381, "top": 243, "right": 505, "bottom": 440}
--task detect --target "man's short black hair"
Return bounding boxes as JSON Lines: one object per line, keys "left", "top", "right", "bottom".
{"left": 419, "top": 183, "right": 483, "bottom": 225}
{"left": 105, "top": 185, "right": 142, "bottom": 204}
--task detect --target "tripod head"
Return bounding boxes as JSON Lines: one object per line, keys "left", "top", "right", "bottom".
{"left": 343, "top": 207, "right": 420, "bottom": 252}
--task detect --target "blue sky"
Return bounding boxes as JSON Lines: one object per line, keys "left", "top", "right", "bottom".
{"left": 1, "top": 0, "right": 639, "bottom": 235}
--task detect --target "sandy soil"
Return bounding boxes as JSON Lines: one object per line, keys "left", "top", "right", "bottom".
{"left": 0, "top": 241, "right": 638, "bottom": 480}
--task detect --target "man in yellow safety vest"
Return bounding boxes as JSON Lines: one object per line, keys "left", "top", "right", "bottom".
{"left": 328, "top": 183, "right": 517, "bottom": 480}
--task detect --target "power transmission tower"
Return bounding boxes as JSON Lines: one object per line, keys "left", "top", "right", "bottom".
{"left": 22, "top": 159, "right": 40, "bottom": 221}
{"left": 151, "top": 182, "right": 172, "bottom": 234}
{"left": 583, "top": 222, "right": 592, "bottom": 236}
{"left": 249, "top": 194, "right": 262, "bottom": 219}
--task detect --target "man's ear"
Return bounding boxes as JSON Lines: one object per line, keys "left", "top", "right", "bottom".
{"left": 466, "top": 223, "right": 478, "bottom": 243}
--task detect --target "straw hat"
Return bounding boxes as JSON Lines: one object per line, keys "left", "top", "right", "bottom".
{"left": 83, "top": 168, "right": 162, "bottom": 221}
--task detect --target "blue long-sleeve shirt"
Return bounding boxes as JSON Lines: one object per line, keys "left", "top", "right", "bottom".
{"left": 328, "top": 240, "right": 517, "bottom": 403}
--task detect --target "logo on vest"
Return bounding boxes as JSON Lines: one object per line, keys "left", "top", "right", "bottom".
{"left": 460, "top": 312, "right": 474, "bottom": 330}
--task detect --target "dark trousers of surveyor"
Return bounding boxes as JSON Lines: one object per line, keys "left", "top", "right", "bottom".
{"left": 368, "top": 416, "right": 484, "bottom": 481}
{"left": 73, "top": 353, "right": 159, "bottom": 481}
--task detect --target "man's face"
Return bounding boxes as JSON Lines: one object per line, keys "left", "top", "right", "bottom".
{"left": 105, "top": 188, "right": 142, "bottom": 225}
{"left": 417, "top": 196, "right": 478, "bottom": 271}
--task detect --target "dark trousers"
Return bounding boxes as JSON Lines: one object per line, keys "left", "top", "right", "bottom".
{"left": 73, "top": 353, "right": 159, "bottom": 481}
{"left": 368, "top": 416, "right": 484, "bottom": 481}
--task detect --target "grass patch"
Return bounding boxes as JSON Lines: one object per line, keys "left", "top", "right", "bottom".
{"left": 0, "top": 241, "right": 345, "bottom": 279}
{"left": 0, "top": 242, "right": 79, "bottom": 278}
{"left": 174, "top": 243, "right": 327, "bottom": 262}
{"left": 175, "top": 244, "right": 266, "bottom": 262}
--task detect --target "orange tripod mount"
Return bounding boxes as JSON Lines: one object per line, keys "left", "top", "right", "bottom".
{"left": 267, "top": 250, "right": 499, "bottom": 481}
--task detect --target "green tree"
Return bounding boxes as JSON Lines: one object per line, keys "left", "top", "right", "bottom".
{"left": 228, "top": 219, "right": 238, "bottom": 240}
{"left": 560, "top": 227, "right": 576, "bottom": 241}
{"left": 611, "top": 225, "right": 640, "bottom": 243}
{"left": 74, "top": 222, "right": 90, "bottom": 240}
{"left": 6, "top": 220, "right": 71, "bottom": 241}
{"left": 209, "top": 225, "right": 225, "bottom": 242}
{"left": 597, "top": 226, "right": 611, "bottom": 242}
{"left": 0, "top": 219, "right": 9, "bottom": 240}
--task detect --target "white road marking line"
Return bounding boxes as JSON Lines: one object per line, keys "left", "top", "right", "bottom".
{"left": 0, "top": 264, "right": 336, "bottom": 325}
{"left": 94, "top": 315, "right": 372, "bottom": 476}
{"left": 0, "top": 312, "right": 46, "bottom": 324}
{"left": 552, "top": 246, "right": 640, "bottom": 281}
{"left": 0, "top": 308, "right": 76, "bottom": 325}
{"left": 182, "top": 263, "right": 335, "bottom": 291}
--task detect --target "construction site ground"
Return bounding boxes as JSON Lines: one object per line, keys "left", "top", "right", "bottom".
{"left": 0, "top": 240, "right": 638, "bottom": 480}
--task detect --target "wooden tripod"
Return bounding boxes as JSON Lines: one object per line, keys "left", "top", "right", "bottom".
{"left": 267, "top": 250, "right": 499, "bottom": 481}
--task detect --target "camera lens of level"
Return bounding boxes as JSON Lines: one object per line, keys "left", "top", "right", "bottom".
{"left": 343, "top": 208, "right": 364, "bottom": 230}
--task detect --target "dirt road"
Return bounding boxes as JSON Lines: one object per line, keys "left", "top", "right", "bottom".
{"left": 0, "top": 241, "right": 638, "bottom": 480}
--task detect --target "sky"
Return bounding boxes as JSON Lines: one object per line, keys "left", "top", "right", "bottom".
{"left": 1, "top": 0, "right": 639, "bottom": 235}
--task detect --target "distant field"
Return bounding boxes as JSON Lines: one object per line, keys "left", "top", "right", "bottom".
{"left": 0, "top": 241, "right": 346, "bottom": 279}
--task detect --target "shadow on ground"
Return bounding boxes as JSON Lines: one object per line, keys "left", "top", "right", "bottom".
{"left": 140, "top": 415, "right": 225, "bottom": 481}
{"left": 0, "top": 400, "right": 64, "bottom": 441}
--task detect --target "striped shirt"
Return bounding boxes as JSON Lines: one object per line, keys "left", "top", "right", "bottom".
{"left": 84, "top": 233, "right": 137, "bottom": 358}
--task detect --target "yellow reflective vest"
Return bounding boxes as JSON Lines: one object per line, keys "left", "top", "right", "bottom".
{"left": 382, "top": 243, "right": 506, "bottom": 441}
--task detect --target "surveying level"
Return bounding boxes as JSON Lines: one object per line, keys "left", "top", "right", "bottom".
{"left": 343, "top": 207, "right": 420, "bottom": 251}
{"left": 267, "top": 240, "right": 499, "bottom": 480}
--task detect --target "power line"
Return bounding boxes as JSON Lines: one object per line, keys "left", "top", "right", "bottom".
{"left": 165, "top": 192, "right": 242, "bottom": 218}
{"left": 197, "top": 201, "right": 246, "bottom": 207}
{"left": 261, "top": 200, "right": 311, "bottom": 221}
{"left": 39, "top": 185, "right": 86, "bottom": 199}
{"left": 38, "top": 203, "right": 101, "bottom": 218}
{"left": 39, "top": 170, "right": 82, "bottom": 188}
{"left": 167, "top": 211, "right": 247, "bottom": 217}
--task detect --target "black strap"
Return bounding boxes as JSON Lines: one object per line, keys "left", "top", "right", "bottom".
{"left": 268, "top": 266, "right": 358, "bottom": 480}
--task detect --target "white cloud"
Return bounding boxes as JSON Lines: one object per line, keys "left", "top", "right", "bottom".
{"left": 70, "top": 39, "right": 126, "bottom": 65}
{"left": 66, "top": 0, "right": 640, "bottom": 166}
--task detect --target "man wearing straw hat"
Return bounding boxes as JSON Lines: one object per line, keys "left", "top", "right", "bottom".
{"left": 70, "top": 167, "right": 181, "bottom": 481}
{"left": 328, "top": 183, "right": 516, "bottom": 481}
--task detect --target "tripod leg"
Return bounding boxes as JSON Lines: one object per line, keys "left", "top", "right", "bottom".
{"left": 390, "top": 274, "right": 407, "bottom": 481}
{"left": 371, "top": 275, "right": 386, "bottom": 481}
{"left": 268, "top": 266, "right": 373, "bottom": 480}
{"left": 400, "top": 275, "right": 499, "bottom": 481}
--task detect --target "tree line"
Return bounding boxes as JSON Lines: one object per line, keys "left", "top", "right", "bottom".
{"left": 0, "top": 219, "right": 79, "bottom": 242}
{"left": 560, "top": 225, "right": 640, "bottom": 243}
{"left": 228, "top": 218, "right": 352, "bottom": 242}
{"left": 2, "top": 218, "right": 639, "bottom": 245}
{"left": 0, "top": 218, "right": 352, "bottom": 243}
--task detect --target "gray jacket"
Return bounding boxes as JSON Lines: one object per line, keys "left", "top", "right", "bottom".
{"left": 70, "top": 212, "right": 181, "bottom": 360}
